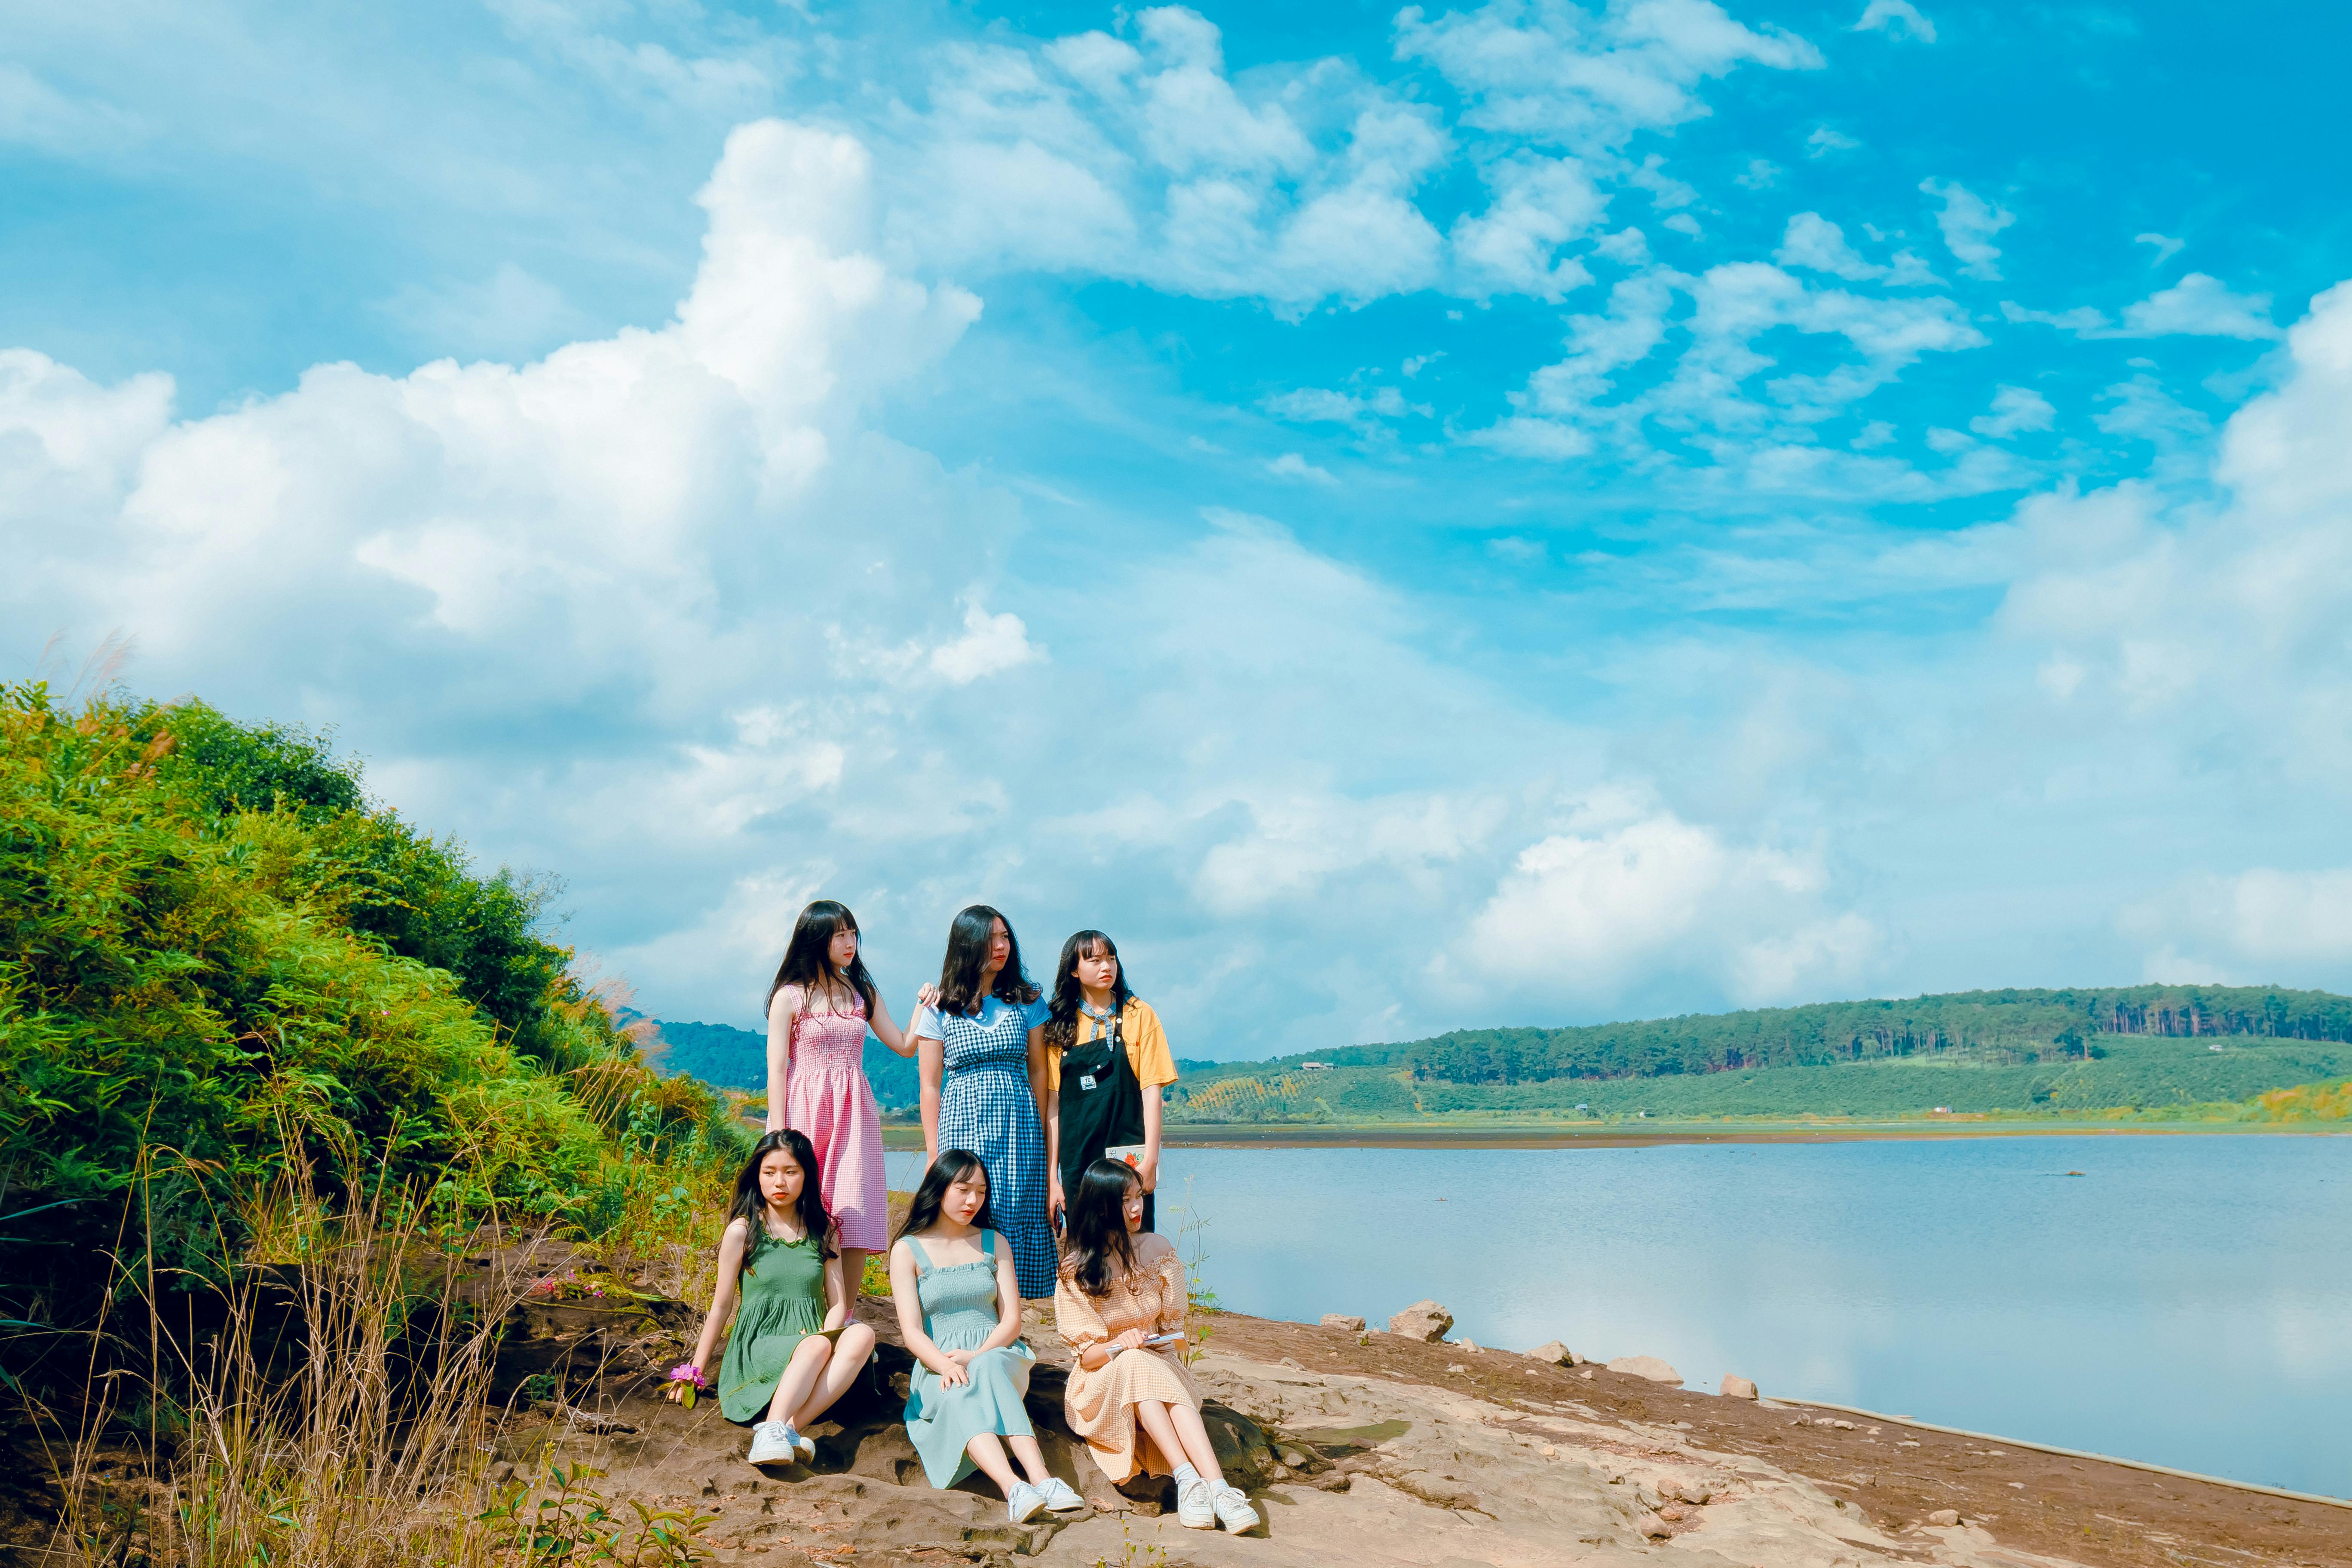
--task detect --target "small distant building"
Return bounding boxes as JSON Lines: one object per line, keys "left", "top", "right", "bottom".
{"left": 1932, "top": 1106, "right": 1951, "bottom": 1115}
{"left": 1299, "top": 1060, "right": 1332, "bottom": 1072}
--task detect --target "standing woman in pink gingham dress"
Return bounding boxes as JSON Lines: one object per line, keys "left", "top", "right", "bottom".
{"left": 766, "top": 901, "right": 917, "bottom": 1296}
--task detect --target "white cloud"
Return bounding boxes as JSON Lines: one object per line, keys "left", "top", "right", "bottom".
{"left": 1265, "top": 451, "right": 1339, "bottom": 484}
{"left": 1395, "top": 0, "right": 1822, "bottom": 152}
{"left": 0, "top": 61, "right": 148, "bottom": 157}
{"left": 1262, "top": 385, "right": 1427, "bottom": 428}
{"left": 1805, "top": 125, "right": 1859, "bottom": 157}
{"left": 928, "top": 604, "right": 1043, "bottom": 683}
{"left": 1459, "top": 791, "right": 1874, "bottom": 1008}
{"left": 1919, "top": 177, "right": 2013, "bottom": 280}
{"left": 2119, "top": 273, "right": 2280, "bottom": 339}
{"left": 1970, "top": 384, "right": 2055, "bottom": 438}
{"left": 1775, "top": 211, "right": 1881, "bottom": 280}
{"left": 2000, "top": 300, "right": 2112, "bottom": 333}
{"left": 1735, "top": 158, "right": 1780, "bottom": 190}
{"left": 2121, "top": 868, "right": 2352, "bottom": 982}
{"left": 1854, "top": 0, "right": 1937, "bottom": 44}
{"left": 2134, "top": 232, "right": 2185, "bottom": 266}
{"left": 1451, "top": 154, "right": 1607, "bottom": 300}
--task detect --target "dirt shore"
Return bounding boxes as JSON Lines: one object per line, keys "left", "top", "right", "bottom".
{"left": 1214, "top": 1312, "right": 2350, "bottom": 1568}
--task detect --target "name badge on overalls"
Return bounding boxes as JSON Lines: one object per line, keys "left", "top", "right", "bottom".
{"left": 1078, "top": 1073, "right": 1097, "bottom": 1090}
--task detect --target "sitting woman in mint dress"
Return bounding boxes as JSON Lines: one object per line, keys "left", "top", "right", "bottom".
{"left": 673, "top": 1129, "right": 877, "bottom": 1468}
{"left": 888, "top": 1151, "right": 1087, "bottom": 1524}
{"left": 909, "top": 905, "right": 1055, "bottom": 1297}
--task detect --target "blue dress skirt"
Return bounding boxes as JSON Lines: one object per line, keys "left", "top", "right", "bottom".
{"left": 901, "top": 1232, "right": 1037, "bottom": 1487}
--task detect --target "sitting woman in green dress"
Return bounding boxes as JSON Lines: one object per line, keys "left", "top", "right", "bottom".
{"left": 674, "top": 1129, "right": 878, "bottom": 1467}
{"left": 888, "top": 1150, "right": 1088, "bottom": 1524}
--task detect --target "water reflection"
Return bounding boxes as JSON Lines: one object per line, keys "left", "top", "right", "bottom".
{"left": 889, "top": 1134, "right": 2352, "bottom": 1498}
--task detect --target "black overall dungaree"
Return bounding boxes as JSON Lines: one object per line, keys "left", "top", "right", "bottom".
{"left": 1057, "top": 1007, "right": 1153, "bottom": 1233}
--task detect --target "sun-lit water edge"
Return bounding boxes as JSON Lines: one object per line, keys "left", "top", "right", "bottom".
{"left": 886, "top": 1133, "right": 2352, "bottom": 1498}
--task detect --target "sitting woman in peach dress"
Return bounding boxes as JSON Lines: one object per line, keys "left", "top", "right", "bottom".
{"left": 1052, "top": 1159, "right": 1259, "bottom": 1536}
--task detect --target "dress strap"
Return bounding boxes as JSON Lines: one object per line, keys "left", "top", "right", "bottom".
{"left": 982, "top": 1231, "right": 995, "bottom": 1257}
{"left": 906, "top": 1237, "right": 932, "bottom": 1272}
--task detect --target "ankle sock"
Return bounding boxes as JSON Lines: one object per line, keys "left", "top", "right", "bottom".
{"left": 1173, "top": 1463, "right": 1201, "bottom": 1488}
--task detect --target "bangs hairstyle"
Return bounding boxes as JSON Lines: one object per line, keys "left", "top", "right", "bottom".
{"left": 934, "top": 903, "right": 1041, "bottom": 1017}
{"left": 766, "top": 899, "right": 878, "bottom": 1017}
{"left": 727, "top": 1129, "right": 836, "bottom": 1267}
{"left": 892, "top": 1149, "right": 992, "bottom": 1246}
{"left": 1057, "top": 1158, "right": 1143, "bottom": 1295}
{"left": 1046, "top": 929, "right": 1136, "bottom": 1050}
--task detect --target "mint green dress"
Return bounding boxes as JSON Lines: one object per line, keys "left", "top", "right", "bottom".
{"left": 718, "top": 1231, "right": 850, "bottom": 1423}
{"left": 902, "top": 1232, "right": 1036, "bottom": 1487}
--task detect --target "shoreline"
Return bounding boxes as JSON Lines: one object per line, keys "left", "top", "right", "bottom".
{"left": 878, "top": 1119, "right": 2346, "bottom": 1151}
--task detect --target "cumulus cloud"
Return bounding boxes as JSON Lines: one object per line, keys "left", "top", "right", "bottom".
{"left": 1458, "top": 789, "right": 1875, "bottom": 1008}
{"left": 2119, "top": 273, "right": 2280, "bottom": 339}
{"left": 1397, "top": 0, "right": 1822, "bottom": 151}
{"left": 2134, "top": 232, "right": 2185, "bottom": 266}
{"left": 1970, "top": 384, "right": 2055, "bottom": 438}
{"left": 2121, "top": 868, "right": 2352, "bottom": 983}
{"left": 1853, "top": 0, "right": 1937, "bottom": 43}
{"left": 1264, "top": 451, "right": 1340, "bottom": 484}
{"left": 1920, "top": 176, "right": 2013, "bottom": 280}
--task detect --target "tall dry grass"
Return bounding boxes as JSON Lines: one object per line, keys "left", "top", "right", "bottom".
{"left": 35, "top": 1167, "right": 712, "bottom": 1568}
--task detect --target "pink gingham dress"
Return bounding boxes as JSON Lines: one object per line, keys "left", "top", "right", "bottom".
{"left": 780, "top": 986, "right": 887, "bottom": 1252}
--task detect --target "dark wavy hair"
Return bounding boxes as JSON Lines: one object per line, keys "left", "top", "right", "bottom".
{"left": 891, "top": 1149, "right": 992, "bottom": 1246}
{"left": 765, "top": 899, "right": 878, "bottom": 1017}
{"left": 1044, "top": 929, "right": 1136, "bottom": 1050}
{"left": 1057, "top": 1158, "right": 1143, "bottom": 1295}
{"left": 727, "top": 1129, "right": 836, "bottom": 1268}
{"left": 934, "top": 903, "right": 1041, "bottom": 1017}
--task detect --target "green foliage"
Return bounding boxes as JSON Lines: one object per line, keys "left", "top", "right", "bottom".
{"left": 0, "top": 684, "right": 744, "bottom": 1340}
{"left": 478, "top": 1460, "right": 717, "bottom": 1565}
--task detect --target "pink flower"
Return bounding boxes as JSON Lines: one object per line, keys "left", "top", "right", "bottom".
{"left": 665, "top": 1363, "right": 709, "bottom": 1389}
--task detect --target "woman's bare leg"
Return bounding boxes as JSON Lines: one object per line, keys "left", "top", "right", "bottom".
{"left": 790, "top": 1323, "right": 877, "bottom": 1429}
{"left": 766, "top": 1336, "right": 833, "bottom": 1425}
{"left": 962, "top": 1432, "right": 1026, "bottom": 1496}
{"left": 1006, "top": 1433, "right": 1054, "bottom": 1487}
{"left": 840, "top": 1247, "right": 871, "bottom": 1300}
{"left": 1131, "top": 1399, "right": 1224, "bottom": 1487}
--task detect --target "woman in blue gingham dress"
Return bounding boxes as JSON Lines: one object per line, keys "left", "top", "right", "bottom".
{"left": 910, "top": 905, "right": 1057, "bottom": 1297}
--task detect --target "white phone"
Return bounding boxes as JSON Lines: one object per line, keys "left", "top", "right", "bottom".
{"left": 1142, "top": 1331, "right": 1184, "bottom": 1346}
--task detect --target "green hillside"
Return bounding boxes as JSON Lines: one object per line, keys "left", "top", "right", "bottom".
{"left": 651, "top": 1016, "right": 921, "bottom": 1116}
{"left": 1164, "top": 988, "right": 2352, "bottom": 1125}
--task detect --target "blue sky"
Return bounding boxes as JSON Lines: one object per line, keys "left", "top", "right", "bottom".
{"left": 7, "top": 0, "right": 2352, "bottom": 1056}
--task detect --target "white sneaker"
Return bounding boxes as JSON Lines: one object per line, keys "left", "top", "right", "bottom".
{"left": 1212, "top": 1484, "right": 1262, "bottom": 1534}
{"left": 1036, "top": 1476, "right": 1087, "bottom": 1513}
{"left": 1175, "top": 1477, "right": 1216, "bottom": 1529}
{"left": 1007, "top": 1481, "right": 1046, "bottom": 1524}
{"left": 746, "top": 1421, "right": 798, "bottom": 1464}
{"left": 792, "top": 1427, "right": 818, "bottom": 1462}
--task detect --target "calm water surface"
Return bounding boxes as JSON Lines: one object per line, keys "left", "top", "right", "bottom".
{"left": 889, "top": 1134, "right": 2352, "bottom": 1498}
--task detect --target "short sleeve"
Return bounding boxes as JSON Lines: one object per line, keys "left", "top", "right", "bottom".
{"left": 1054, "top": 1272, "right": 1109, "bottom": 1352}
{"left": 1023, "top": 996, "right": 1052, "bottom": 1032}
{"left": 1127, "top": 1002, "right": 1179, "bottom": 1088}
{"left": 911, "top": 1001, "right": 943, "bottom": 1041}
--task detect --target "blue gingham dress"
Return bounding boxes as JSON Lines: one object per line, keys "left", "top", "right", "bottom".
{"left": 914, "top": 995, "right": 1055, "bottom": 1296}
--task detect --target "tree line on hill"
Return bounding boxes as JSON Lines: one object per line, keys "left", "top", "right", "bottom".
{"left": 1225, "top": 986, "right": 2352, "bottom": 1086}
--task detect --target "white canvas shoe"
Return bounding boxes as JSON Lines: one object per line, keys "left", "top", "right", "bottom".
{"left": 746, "top": 1421, "right": 798, "bottom": 1464}
{"left": 1176, "top": 1477, "right": 1216, "bottom": 1529}
{"left": 1036, "top": 1476, "right": 1087, "bottom": 1513}
{"left": 792, "top": 1427, "right": 818, "bottom": 1462}
{"left": 1007, "top": 1481, "right": 1046, "bottom": 1524}
{"left": 1212, "top": 1484, "right": 1262, "bottom": 1534}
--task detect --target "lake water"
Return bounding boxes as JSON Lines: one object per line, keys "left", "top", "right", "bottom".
{"left": 887, "top": 1133, "right": 2352, "bottom": 1499}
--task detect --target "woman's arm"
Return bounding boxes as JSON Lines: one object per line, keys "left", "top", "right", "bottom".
{"left": 820, "top": 1230, "right": 851, "bottom": 1332}
{"left": 1139, "top": 1084, "right": 1163, "bottom": 1195}
{"left": 1025, "top": 1024, "right": 1050, "bottom": 1143}
{"left": 977, "top": 1234, "right": 1025, "bottom": 1354}
{"left": 682, "top": 1219, "right": 750, "bottom": 1380}
{"left": 1154, "top": 1240, "right": 1189, "bottom": 1340}
{"left": 1044, "top": 1066, "right": 1064, "bottom": 1221}
{"left": 918, "top": 1034, "right": 945, "bottom": 1161}
{"left": 868, "top": 990, "right": 917, "bottom": 1059}
{"left": 888, "top": 1241, "right": 968, "bottom": 1383}
{"left": 764, "top": 987, "right": 797, "bottom": 1134}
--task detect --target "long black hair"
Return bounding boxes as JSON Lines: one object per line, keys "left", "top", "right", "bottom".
{"left": 891, "top": 1149, "right": 992, "bottom": 1246}
{"left": 1045, "top": 929, "right": 1136, "bottom": 1050}
{"left": 765, "top": 899, "right": 878, "bottom": 1017}
{"left": 726, "top": 1129, "right": 836, "bottom": 1266}
{"left": 1058, "top": 1158, "right": 1142, "bottom": 1295}
{"left": 934, "top": 903, "right": 1041, "bottom": 1017}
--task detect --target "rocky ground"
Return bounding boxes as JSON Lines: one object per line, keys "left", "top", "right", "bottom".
{"left": 464, "top": 1248, "right": 2348, "bottom": 1568}
{"left": 8, "top": 1241, "right": 2344, "bottom": 1568}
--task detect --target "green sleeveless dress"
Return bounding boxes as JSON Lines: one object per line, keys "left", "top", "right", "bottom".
{"left": 718, "top": 1230, "right": 849, "bottom": 1423}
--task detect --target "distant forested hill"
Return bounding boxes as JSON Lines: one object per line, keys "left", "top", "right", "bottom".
{"left": 1161, "top": 985, "right": 2352, "bottom": 1124}
{"left": 651, "top": 1017, "right": 920, "bottom": 1116}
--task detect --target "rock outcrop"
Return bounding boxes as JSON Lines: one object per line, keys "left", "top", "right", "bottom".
{"left": 1527, "top": 1339, "right": 1577, "bottom": 1365}
{"left": 1319, "top": 1314, "right": 1365, "bottom": 1332}
{"left": 1721, "top": 1374, "right": 1760, "bottom": 1399}
{"left": 1386, "top": 1299, "right": 1453, "bottom": 1342}
{"left": 1608, "top": 1354, "right": 1682, "bottom": 1384}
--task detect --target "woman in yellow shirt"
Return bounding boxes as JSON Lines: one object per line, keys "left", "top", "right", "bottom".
{"left": 1041, "top": 931, "right": 1178, "bottom": 1231}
